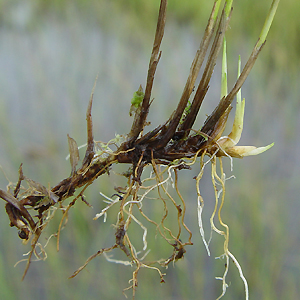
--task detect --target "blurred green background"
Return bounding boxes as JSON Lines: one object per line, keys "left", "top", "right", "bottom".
{"left": 0, "top": 0, "right": 299, "bottom": 299}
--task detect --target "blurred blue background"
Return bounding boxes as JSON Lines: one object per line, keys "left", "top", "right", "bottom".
{"left": 0, "top": 0, "right": 299, "bottom": 299}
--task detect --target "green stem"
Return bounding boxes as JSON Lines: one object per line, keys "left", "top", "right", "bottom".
{"left": 221, "top": 37, "right": 228, "bottom": 99}
{"left": 257, "top": 0, "right": 280, "bottom": 47}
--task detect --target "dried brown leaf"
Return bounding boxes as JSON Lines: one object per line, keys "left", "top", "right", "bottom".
{"left": 67, "top": 134, "right": 80, "bottom": 176}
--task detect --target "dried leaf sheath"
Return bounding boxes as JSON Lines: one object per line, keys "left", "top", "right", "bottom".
{"left": 128, "top": 0, "right": 167, "bottom": 143}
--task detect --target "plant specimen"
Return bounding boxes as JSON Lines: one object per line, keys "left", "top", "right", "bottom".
{"left": 0, "top": 0, "right": 279, "bottom": 299}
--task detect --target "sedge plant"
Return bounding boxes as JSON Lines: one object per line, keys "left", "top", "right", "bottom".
{"left": 0, "top": 0, "right": 279, "bottom": 299}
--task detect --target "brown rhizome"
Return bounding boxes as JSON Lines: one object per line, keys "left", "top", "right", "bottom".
{"left": 0, "top": 0, "right": 279, "bottom": 299}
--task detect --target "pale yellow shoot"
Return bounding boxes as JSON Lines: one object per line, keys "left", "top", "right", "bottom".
{"left": 224, "top": 55, "right": 244, "bottom": 147}
{"left": 227, "top": 98, "right": 245, "bottom": 146}
{"left": 225, "top": 143, "right": 274, "bottom": 158}
{"left": 218, "top": 55, "right": 245, "bottom": 148}
{"left": 217, "top": 55, "right": 274, "bottom": 158}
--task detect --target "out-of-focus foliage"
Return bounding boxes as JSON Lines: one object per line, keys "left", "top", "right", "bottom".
{"left": 0, "top": 0, "right": 297, "bottom": 75}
